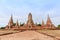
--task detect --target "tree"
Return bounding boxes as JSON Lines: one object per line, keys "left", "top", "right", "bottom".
{"left": 37, "top": 24, "right": 41, "bottom": 26}
{"left": 57, "top": 25, "right": 60, "bottom": 28}
{"left": 13, "top": 23, "right": 16, "bottom": 26}
{"left": 20, "top": 23, "right": 25, "bottom": 26}
{"left": 0, "top": 27, "right": 5, "bottom": 29}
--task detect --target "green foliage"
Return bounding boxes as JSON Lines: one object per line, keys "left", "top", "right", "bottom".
{"left": 13, "top": 23, "right": 16, "bottom": 26}
{"left": 58, "top": 25, "right": 60, "bottom": 28}
{"left": 20, "top": 23, "right": 25, "bottom": 26}
{"left": 0, "top": 27, "right": 5, "bottom": 29}
{"left": 37, "top": 24, "right": 41, "bottom": 26}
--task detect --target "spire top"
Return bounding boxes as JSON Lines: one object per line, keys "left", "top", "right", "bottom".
{"left": 15, "top": 19, "right": 19, "bottom": 26}
{"left": 46, "top": 14, "right": 52, "bottom": 25}
{"left": 9, "top": 14, "right": 13, "bottom": 24}
{"left": 48, "top": 14, "right": 50, "bottom": 20}
{"left": 28, "top": 12, "right": 32, "bottom": 16}
{"left": 42, "top": 19, "right": 44, "bottom": 26}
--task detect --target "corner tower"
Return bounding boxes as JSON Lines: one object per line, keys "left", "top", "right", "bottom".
{"left": 5, "top": 15, "right": 14, "bottom": 29}
{"left": 8, "top": 15, "right": 14, "bottom": 29}
{"left": 46, "top": 15, "right": 56, "bottom": 29}
{"left": 15, "top": 19, "right": 19, "bottom": 29}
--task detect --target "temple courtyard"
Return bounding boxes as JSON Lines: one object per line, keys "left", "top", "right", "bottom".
{"left": 0, "top": 30, "right": 60, "bottom": 40}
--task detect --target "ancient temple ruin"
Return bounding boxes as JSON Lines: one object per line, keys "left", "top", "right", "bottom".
{"left": 5, "top": 13, "right": 56, "bottom": 30}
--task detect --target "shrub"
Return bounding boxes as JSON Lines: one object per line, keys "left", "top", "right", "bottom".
{"left": 20, "top": 23, "right": 24, "bottom": 26}
{"left": 37, "top": 24, "right": 41, "bottom": 26}
{"left": 0, "top": 27, "right": 5, "bottom": 29}
{"left": 58, "top": 25, "right": 60, "bottom": 28}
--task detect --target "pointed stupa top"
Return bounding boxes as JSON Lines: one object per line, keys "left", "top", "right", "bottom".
{"left": 26, "top": 12, "right": 34, "bottom": 27}
{"left": 42, "top": 19, "right": 45, "bottom": 26}
{"left": 15, "top": 19, "right": 19, "bottom": 26}
{"left": 8, "top": 14, "right": 13, "bottom": 25}
{"left": 28, "top": 12, "right": 33, "bottom": 21}
{"left": 29, "top": 12, "right": 32, "bottom": 16}
{"left": 46, "top": 14, "right": 52, "bottom": 25}
{"left": 35, "top": 22, "right": 37, "bottom": 26}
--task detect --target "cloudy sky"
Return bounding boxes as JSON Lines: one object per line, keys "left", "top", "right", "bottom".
{"left": 0, "top": 0, "right": 60, "bottom": 27}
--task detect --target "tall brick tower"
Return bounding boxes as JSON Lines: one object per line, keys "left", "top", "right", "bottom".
{"left": 7, "top": 15, "right": 14, "bottom": 29}
{"left": 41, "top": 19, "right": 45, "bottom": 27}
{"left": 15, "top": 19, "right": 19, "bottom": 29}
{"left": 46, "top": 15, "right": 56, "bottom": 29}
{"left": 26, "top": 13, "right": 34, "bottom": 28}
{"left": 8, "top": 15, "right": 13, "bottom": 29}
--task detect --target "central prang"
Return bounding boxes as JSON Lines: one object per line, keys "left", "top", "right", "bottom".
{"left": 26, "top": 13, "right": 34, "bottom": 28}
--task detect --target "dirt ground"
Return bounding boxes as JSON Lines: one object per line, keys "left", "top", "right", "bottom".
{"left": 37, "top": 30, "right": 60, "bottom": 39}
{"left": 0, "top": 30, "right": 57, "bottom": 40}
{"left": 0, "top": 29, "right": 19, "bottom": 35}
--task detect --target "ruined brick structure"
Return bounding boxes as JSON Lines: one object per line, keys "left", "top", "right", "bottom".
{"left": 5, "top": 13, "right": 56, "bottom": 30}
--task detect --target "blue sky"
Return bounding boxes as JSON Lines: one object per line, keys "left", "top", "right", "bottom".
{"left": 0, "top": 0, "right": 60, "bottom": 27}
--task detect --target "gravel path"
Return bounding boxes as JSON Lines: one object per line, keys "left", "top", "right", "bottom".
{"left": 0, "top": 31, "right": 57, "bottom": 40}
